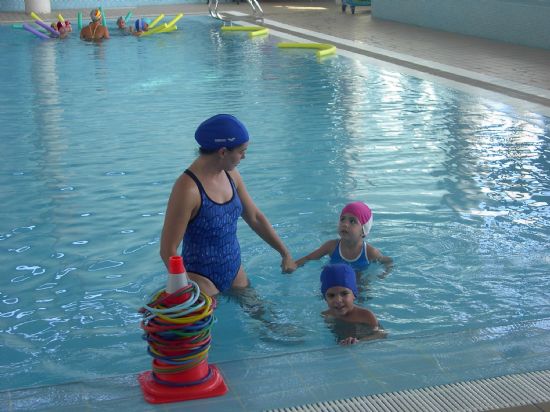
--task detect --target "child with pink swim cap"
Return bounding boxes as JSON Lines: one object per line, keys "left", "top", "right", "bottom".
{"left": 295, "top": 201, "right": 393, "bottom": 276}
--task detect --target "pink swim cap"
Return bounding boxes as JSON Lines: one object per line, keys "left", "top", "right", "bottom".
{"left": 341, "top": 201, "right": 373, "bottom": 236}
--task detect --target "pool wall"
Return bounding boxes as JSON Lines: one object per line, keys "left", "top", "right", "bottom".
{"left": 372, "top": 0, "right": 550, "bottom": 50}
{"left": 0, "top": 0, "right": 209, "bottom": 12}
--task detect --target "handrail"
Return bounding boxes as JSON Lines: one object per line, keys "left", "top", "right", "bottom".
{"left": 247, "top": 0, "right": 264, "bottom": 22}
{"left": 208, "top": 0, "right": 228, "bottom": 21}
{"left": 208, "top": 0, "right": 264, "bottom": 23}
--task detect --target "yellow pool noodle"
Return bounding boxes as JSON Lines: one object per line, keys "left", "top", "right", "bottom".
{"left": 165, "top": 13, "right": 183, "bottom": 28}
{"left": 58, "top": 14, "right": 65, "bottom": 23}
{"left": 277, "top": 42, "right": 337, "bottom": 58}
{"left": 139, "top": 23, "right": 168, "bottom": 36}
{"left": 158, "top": 25, "right": 177, "bottom": 33}
{"left": 221, "top": 26, "right": 268, "bottom": 37}
{"left": 249, "top": 28, "right": 268, "bottom": 37}
{"left": 30, "top": 12, "right": 43, "bottom": 22}
{"left": 221, "top": 25, "right": 263, "bottom": 32}
{"left": 148, "top": 14, "right": 164, "bottom": 29}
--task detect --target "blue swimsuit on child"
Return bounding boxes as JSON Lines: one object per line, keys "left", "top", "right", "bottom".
{"left": 329, "top": 240, "right": 370, "bottom": 272}
{"left": 181, "top": 169, "right": 243, "bottom": 292}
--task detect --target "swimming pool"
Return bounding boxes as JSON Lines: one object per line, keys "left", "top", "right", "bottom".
{"left": 0, "top": 14, "right": 549, "bottom": 399}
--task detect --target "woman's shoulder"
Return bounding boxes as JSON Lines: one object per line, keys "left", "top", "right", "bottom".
{"left": 227, "top": 169, "right": 246, "bottom": 192}
{"left": 172, "top": 170, "right": 201, "bottom": 194}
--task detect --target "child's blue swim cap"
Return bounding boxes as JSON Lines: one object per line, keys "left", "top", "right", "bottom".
{"left": 135, "top": 18, "right": 147, "bottom": 31}
{"left": 321, "top": 264, "right": 358, "bottom": 297}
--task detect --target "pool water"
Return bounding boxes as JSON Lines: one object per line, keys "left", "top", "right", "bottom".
{"left": 0, "top": 16, "right": 549, "bottom": 392}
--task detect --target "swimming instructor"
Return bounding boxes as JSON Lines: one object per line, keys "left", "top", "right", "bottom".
{"left": 160, "top": 114, "right": 297, "bottom": 296}
{"left": 80, "top": 8, "right": 109, "bottom": 41}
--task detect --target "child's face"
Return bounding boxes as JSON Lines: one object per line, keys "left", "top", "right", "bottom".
{"left": 117, "top": 19, "right": 125, "bottom": 29}
{"left": 338, "top": 213, "right": 363, "bottom": 240}
{"left": 325, "top": 286, "right": 355, "bottom": 316}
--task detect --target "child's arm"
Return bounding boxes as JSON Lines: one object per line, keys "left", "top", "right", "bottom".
{"left": 341, "top": 329, "right": 387, "bottom": 345}
{"left": 295, "top": 240, "right": 337, "bottom": 267}
{"left": 367, "top": 244, "right": 394, "bottom": 277}
{"left": 339, "top": 308, "right": 386, "bottom": 345}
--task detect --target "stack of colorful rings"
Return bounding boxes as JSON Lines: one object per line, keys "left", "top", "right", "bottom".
{"left": 140, "top": 281, "right": 216, "bottom": 387}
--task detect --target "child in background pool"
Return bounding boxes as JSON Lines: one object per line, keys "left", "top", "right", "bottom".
{"left": 131, "top": 18, "right": 150, "bottom": 35}
{"left": 116, "top": 16, "right": 126, "bottom": 29}
{"left": 80, "top": 8, "right": 109, "bottom": 41}
{"left": 295, "top": 201, "right": 393, "bottom": 277}
{"left": 56, "top": 21, "right": 69, "bottom": 39}
{"left": 116, "top": 17, "right": 132, "bottom": 35}
{"left": 321, "top": 263, "right": 386, "bottom": 345}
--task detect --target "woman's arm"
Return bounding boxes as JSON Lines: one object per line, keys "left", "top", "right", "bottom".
{"left": 159, "top": 174, "right": 199, "bottom": 268}
{"left": 232, "top": 170, "right": 296, "bottom": 273}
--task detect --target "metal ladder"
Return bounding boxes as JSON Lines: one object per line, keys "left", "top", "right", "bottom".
{"left": 208, "top": 0, "right": 264, "bottom": 23}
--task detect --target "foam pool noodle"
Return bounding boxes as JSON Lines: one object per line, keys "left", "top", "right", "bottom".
{"left": 23, "top": 22, "right": 50, "bottom": 39}
{"left": 139, "top": 23, "right": 168, "bottom": 36}
{"left": 165, "top": 13, "right": 183, "bottom": 28}
{"left": 35, "top": 19, "right": 59, "bottom": 37}
{"left": 148, "top": 14, "right": 164, "bottom": 29}
{"left": 98, "top": 6, "right": 107, "bottom": 26}
{"left": 30, "top": 11, "right": 43, "bottom": 21}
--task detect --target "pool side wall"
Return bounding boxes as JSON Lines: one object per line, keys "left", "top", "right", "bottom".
{"left": 0, "top": 0, "right": 213, "bottom": 12}
{"left": 371, "top": 0, "right": 550, "bottom": 50}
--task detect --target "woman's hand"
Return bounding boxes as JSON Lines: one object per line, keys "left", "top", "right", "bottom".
{"left": 281, "top": 254, "right": 297, "bottom": 273}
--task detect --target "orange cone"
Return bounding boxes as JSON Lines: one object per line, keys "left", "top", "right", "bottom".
{"left": 138, "top": 256, "right": 227, "bottom": 404}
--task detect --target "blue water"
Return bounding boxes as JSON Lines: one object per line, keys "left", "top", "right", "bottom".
{"left": 0, "top": 17, "right": 549, "bottom": 392}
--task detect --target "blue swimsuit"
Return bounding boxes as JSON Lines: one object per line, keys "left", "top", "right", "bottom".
{"left": 181, "top": 170, "right": 243, "bottom": 292}
{"left": 329, "top": 240, "right": 370, "bottom": 272}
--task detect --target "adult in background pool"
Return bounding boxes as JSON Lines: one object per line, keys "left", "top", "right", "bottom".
{"left": 80, "top": 8, "right": 109, "bottom": 41}
{"left": 160, "top": 114, "right": 297, "bottom": 297}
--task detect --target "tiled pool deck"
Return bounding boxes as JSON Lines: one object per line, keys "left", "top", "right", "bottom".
{"left": 1, "top": 2, "right": 550, "bottom": 411}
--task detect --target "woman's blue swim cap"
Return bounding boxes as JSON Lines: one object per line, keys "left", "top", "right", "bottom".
{"left": 195, "top": 114, "right": 249, "bottom": 150}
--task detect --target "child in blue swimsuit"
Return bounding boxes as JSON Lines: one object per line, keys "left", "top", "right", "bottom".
{"left": 295, "top": 201, "right": 393, "bottom": 275}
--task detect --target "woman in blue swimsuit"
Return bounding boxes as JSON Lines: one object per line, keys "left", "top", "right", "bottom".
{"left": 160, "top": 114, "right": 297, "bottom": 296}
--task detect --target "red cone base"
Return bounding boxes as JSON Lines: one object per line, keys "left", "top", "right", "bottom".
{"left": 138, "top": 365, "right": 227, "bottom": 404}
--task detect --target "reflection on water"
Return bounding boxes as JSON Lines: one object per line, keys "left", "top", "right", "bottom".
{"left": 0, "top": 18, "right": 549, "bottom": 391}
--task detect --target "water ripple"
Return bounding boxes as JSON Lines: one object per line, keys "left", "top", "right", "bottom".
{"left": 88, "top": 260, "right": 124, "bottom": 271}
